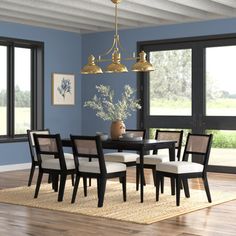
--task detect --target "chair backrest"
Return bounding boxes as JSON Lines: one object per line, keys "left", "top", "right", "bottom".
{"left": 182, "top": 133, "right": 213, "bottom": 170}
{"left": 126, "top": 129, "right": 146, "bottom": 139}
{"left": 70, "top": 135, "right": 106, "bottom": 174}
{"left": 33, "top": 133, "right": 67, "bottom": 170}
{"left": 27, "top": 129, "right": 50, "bottom": 162}
{"left": 154, "top": 130, "right": 183, "bottom": 160}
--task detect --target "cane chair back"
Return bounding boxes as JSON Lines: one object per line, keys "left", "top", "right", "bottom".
{"left": 154, "top": 130, "right": 183, "bottom": 160}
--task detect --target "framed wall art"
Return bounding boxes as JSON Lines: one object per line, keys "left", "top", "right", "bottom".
{"left": 52, "top": 73, "right": 75, "bottom": 105}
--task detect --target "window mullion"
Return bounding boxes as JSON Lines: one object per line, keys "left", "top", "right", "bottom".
{"left": 7, "top": 45, "right": 14, "bottom": 138}
{"left": 31, "top": 48, "right": 36, "bottom": 130}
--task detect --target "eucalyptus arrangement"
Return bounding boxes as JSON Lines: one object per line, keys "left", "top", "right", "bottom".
{"left": 84, "top": 84, "right": 141, "bottom": 122}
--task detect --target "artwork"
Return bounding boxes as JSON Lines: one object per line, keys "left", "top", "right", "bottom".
{"left": 52, "top": 73, "right": 75, "bottom": 105}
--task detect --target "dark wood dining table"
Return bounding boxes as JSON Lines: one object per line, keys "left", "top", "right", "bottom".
{"left": 62, "top": 138, "right": 176, "bottom": 203}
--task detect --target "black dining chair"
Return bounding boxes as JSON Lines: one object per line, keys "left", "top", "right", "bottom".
{"left": 136, "top": 130, "right": 183, "bottom": 191}
{"left": 27, "top": 129, "right": 75, "bottom": 187}
{"left": 104, "top": 129, "right": 146, "bottom": 167}
{"left": 156, "top": 133, "right": 213, "bottom": 206}
{"left": 70, "top": 135, "right": 127, "bottom": 207}
{"left": 27, "top": 129, "right": 50, "bottom": 186}
{"left": 33, "top": 133, "right": 77, "bottom": 201}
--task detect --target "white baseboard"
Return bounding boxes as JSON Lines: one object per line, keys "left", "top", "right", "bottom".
{"left": 0, "top": 163, "right": 31, "bottom": 172}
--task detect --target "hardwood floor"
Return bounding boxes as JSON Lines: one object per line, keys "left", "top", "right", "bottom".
{"left": 0, "top": 168, "right": 236, "bottom": 236}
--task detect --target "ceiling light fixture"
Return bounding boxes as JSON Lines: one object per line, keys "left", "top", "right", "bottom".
{"left": 81, "top": 0, "right": 154, "bottom": 74}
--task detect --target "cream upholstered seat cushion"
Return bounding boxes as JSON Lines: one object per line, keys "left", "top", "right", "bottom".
{"left": 64, "top": 153, "right": 74, "bottom": 159}
{"left": 156, "top": 161, "right": 204, "bottom": 174}
{"left": 40, "top": 153, "right": 89, "bottom": 163}
{"left": 136, "top": 154, "right": 171, "bottom": 165}
{"left": 64, "top": 153, "right": 90, "bottom": 162}
{"left": 104, "top": 152, "right": 139, "bottom": 163}
{"left": 40, "top": 154, "right": 54, "bottom": 162}
{"left": 79, "top": 161, "right": 126, "bottom": 174}
{"left": 41, "top": 158, "right": 75, "bottom": 170}
{"left": 36, "top": 153, "right": 74, "bottom": 162}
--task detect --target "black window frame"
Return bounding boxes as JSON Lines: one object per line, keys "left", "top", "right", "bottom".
{"left": 0, "top": 36, "right": 44, "bottom": 143}
{"left": 137, "top": 33, "right": 236, "bottom": 132}
{"left": 137, "top": 33, "right": 236, "bottom": 174}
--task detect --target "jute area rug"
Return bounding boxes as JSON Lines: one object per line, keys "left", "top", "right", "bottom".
{"left": 0, "top": 180, "right": 235, "bottom": 224}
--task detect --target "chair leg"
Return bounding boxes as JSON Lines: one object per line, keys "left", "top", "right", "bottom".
{"left": 176, "top": 176, "right": 181, "bottom": 206}
{"left": 48, "top": 174, "right": 52, "bottom": 184}
{"left": 28, "top": 164, "right": 35, "bottom": 187}
{"left": 143, "top": 174, "right": 146, "bottom": 186}
{"left": 136, "top": 165, "right": 139, "bottom": 191}
{"left": 171, "top": 177, "right": 175, "bottom": 195}
{"left": 83, "top": 177, "right": 87, "bottom": 197}
{"left": 97, "top": 178, "right": 100, "bottom": 199}
{"left": 161, "top": 177, "right": 164, "bottom": 194}
{"left": 58, "top": 174, "right": 67, "bottom": 202}
{"left": 71, "top": 174, "right": 75, "bottom": 186}
{"left": 98, "top": 178, "right": 107, "bottom": 207}
{"left": 152, "top": 167, "right": 156, "bottom": 186}
{"left": 156, "top": 173, "right": 161, "bottom": 201}
{"left": 136, "top": 164, "right": 146, "bottom": 191}
{"left": 202, "top": 175, "right": 212, "bottom": 203}
{"left": 88, "top": 158, "right": 92, "bottom": 187}
{"left": 34, "top": 171, "right": 43, "bottom": 198}
{"left": 121, "top": 174, "right": 126, "bottom": 202}
{"left": 52, "top": 174, "right": 59, "bottom": 192}
{"left": 71, "top": 175, "right": 80, "bottom": 203}
{"left": 153, "top": 168, "right": 164, "bottom": 193}
{"left": 182, "top": 178, "right": 190, "bottom": 198}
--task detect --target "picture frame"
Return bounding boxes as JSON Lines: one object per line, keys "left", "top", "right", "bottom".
{"left": 52, "top": 73, "right": 75, "bottom": 105}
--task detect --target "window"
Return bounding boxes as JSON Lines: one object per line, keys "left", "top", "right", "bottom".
{"left": 206, "top": 46, "right": 236, "bottom": 116}
{"left": 0, "top": 45, "right": 7, "bottom": 135}
{"left": 149, "top": 49, "right": 192, "bottom": 116}
{"left": 0, "top": 37, "right": 44, "bottom": 142}
{"left": 14, "top": 47, "right": 31, "bottom": 134}
{"left": 139, "top": 34, "right": 236, "bottom": 174}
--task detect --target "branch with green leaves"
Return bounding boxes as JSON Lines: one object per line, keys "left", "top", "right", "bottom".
{"left": 84, "top": 84, "right": 141, "bottom": 121}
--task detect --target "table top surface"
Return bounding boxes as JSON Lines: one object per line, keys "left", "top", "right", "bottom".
{"left": 102, "top": 138, "right": 176, "bottom": 150}
{"left": 62, "top": 138, "right": 176, "bottom": 151}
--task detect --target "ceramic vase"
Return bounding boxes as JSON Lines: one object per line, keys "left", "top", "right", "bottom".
{"left": 110, "top": 120, "right": 126, "bottom": 140}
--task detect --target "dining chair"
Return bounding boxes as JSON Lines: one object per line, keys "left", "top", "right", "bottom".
{"left": 27, "top": 129, "right": 75, "bottom": 187}
{"left": 104, "top": 129, "right": 146, "bottom": 167}
{"left": 27, "top": 129, "right": 51, "bottom": 186}
{"left": 156, "top": 133, "right": 213, "bottom": 206}
{"left": 33, "top": 133, "right": 77, "bottom": 201}
{"left": 70, "top": 135, "right": 127, "bottom": 207}
{"left": 136, "top": 130, "right": 183, "bottom": 191}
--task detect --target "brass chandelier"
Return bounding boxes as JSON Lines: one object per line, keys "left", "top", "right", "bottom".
{"left": 81, "top": 0, "right": 154, "bottom": 74}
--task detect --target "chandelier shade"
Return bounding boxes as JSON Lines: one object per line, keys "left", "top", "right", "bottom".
{"left": 132, "top": 51, "right": 154, "bottom": 72}
{"left": 81, "top": 55, "right": 102, "bottom": 74}
{"left": 105, "top": 63, "right": 128, "bottom": 73}
{"left": 81, "top": 0, "right": 154, "bottom": 74}
{"left": 105, "top": 50, "right": 128, "bottom": 73}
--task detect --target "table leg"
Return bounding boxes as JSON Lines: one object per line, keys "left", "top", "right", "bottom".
{"left": 169, "top": 144, "right": 176, "bottom": 195}
{"left": 140, "top": 148, "right": 144, "bottom": 203}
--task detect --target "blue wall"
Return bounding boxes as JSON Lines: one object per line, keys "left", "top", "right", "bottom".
{"left": 0, "top": 22, "right": 82, "bottom": 165}
{"left": 81, "top": 18, "right": 236, "bottom": 136}
{"left": 2, "top": 17, "right": 236, "bottom": 165}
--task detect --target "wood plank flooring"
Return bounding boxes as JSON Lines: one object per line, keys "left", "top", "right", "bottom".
{"left": 0, "top": 168, "right": 236, "bottom": 236}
